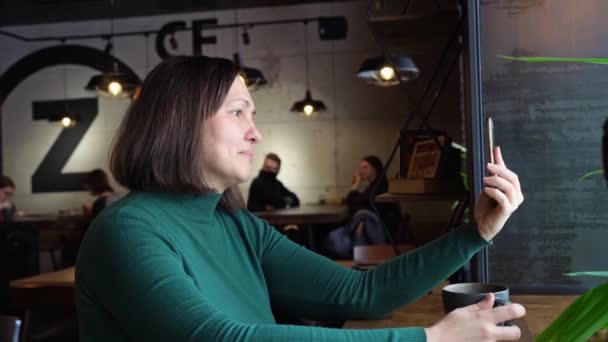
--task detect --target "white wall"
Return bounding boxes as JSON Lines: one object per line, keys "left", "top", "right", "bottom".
{"left": 0, "top": 1, "right": 408, "bottom": 213}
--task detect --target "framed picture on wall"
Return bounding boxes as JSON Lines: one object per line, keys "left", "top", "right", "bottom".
{"left": 407, "top": 137, "right": 445, "bottom": 178}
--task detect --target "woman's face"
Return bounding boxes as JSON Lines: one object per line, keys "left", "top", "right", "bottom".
{"left": 201, "top": 77, "right": 262, "bottom": 192}
{"left": 358, "top": 160, "right": 377, "bottom": 182}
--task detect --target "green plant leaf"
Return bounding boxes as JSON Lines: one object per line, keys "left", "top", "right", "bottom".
{"left": 498, "top": 55, "right": 608, "bottom": 64}
{"left": 578, "top": 170, "right": 605, "bottom": 181}
{"left": 536, "top": 282, "right": 608, "bottom": 342}
{"left": 566, "top": 272, "right": 608, "bottom": 277}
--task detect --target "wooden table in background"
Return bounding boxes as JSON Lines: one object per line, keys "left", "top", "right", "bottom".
{"left": 254, "top": 204, "right": 349, "bottom": 250}
{"left": 345, "top": 292, "right": 577, "bottom": 340}
{"left": 9, "top": 267, "right": 75, "bottom": 308}
{"left": 9, "top": 267, "right": 76, "bottom": 341}
{"left": 3, "top": 213, "right": 85, "bottom": 276}
{"left": 254, "top": 204, "right": 349, "bottom": 226}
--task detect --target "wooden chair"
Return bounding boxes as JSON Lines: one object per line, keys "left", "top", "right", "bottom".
{"left": 0, "top": 315, "right": 21, "bottom": 342}
{"left": 353, "top": 243, "right": 416, "bottom": 266}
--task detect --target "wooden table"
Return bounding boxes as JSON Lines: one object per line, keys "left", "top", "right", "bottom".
{"left": 3, "top": 213, "right": 84, "bottom": 276}
{"left": 9, "top": 267, "right": 75, "bottom": 308}
{"left": 345, "top": 292, "right": 577, "bottom": 340}
{"left": 254, "top": 204, "right": 349, "bottom": 250}
{"left": 9, "top": 267, "right": 76, "bottom": 341}
{"left": 254, "top": 204, "right": 349, "bottom": 226}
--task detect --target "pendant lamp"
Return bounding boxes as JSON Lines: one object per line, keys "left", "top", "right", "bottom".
{"left": 233, "top": 53, "right": 268, "bottom": 89}
{"left": 85, "top": 68, "right": 139, "bottom": 98}
{"left": 49, "top": 112, "right": 80, "bottom": 128}
{"left": 357, "top": 55, "right": 420, "bottom": 86}
{"left": 232, "top": 12, "right": 267, "bottom": 90}
{"left": 84, "top": 0, "right": 139, "bottom": 98}
{"left": 290, "top": 22, "right": 326, "bottom": 117}
{"left": 49, "top": 64, "right": 79, "bottom": 128}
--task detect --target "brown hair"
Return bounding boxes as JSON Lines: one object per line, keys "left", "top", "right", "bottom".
{"left": 110, "top": 55, "right": 245, "bottom": 211}
{"left": 265, "top": 153, "right": 281, "bottom": 166}
{"left": 362, "top": 155, "right": 388, "bottom": 193}
{"left": 85, "top": 169, "right": 114, "bottom": 195}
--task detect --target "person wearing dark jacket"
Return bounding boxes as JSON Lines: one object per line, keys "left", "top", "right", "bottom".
{"left": 324, "top": 156, "right": 401, "bottom": 257}
{"left": 345, "top": 155, "right": 400, "bottom": 227}
{"left": 247, "top": 153, "right": 300, "bottom": 211}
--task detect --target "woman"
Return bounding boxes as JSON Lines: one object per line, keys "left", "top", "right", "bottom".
{"left": 324, "top": 156, "right": 398, "bottom": 257}
{"left": 346, "top": 155, "right": 401, "bottom": 236}
{"left": 76, "top": 56, "right": 525, "bottom": 341}
{"left": 345, "top": 155, "right": 388, "bottom": 213}
{"left": 82, "top": 169, "right": 115, "bottom": 219}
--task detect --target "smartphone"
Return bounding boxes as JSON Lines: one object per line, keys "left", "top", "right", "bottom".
{"left": 487, "top": 117, "right": 495, "bottom": 165}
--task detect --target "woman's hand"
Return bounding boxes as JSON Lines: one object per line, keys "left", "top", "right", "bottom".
{"left": 425, "top": 293, "right": 526, "bottom": 342}
{"left": 474, "top": 146, "right": 524, "bottom": 241}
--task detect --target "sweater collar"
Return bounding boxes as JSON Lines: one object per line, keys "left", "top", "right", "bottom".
{"left": 136, "top": 191, "right": 223, "bottom": 217}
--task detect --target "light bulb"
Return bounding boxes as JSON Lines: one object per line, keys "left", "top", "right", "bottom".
{"left": 61, "top": 117, "right": 72, "bottom": 128}
{"left": 379, "top": 66, "right": 395, "bottom": 81}
{"left": 108, "top": 81, "right": 122, "bottom": 96}
{"left": 303, "top": 104, "right": 314, "bottom": 116}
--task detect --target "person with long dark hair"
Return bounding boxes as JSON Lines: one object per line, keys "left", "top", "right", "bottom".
{"left": 345, "top": 155, "right": 389, "bottom": 213}
{"left": 76, "top": 56, "right": 526, "bottom": 341}
{"left": 324, "top": 155, "right": 399, "bottom": 257}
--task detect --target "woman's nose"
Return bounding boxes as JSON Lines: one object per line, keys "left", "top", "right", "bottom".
{"left": 246, "top": 122, "right": 263, "bottom": 143}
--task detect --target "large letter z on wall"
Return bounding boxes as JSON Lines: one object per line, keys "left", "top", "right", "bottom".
{"left": 31, "top": 98, "right": 98, "bottom": 193}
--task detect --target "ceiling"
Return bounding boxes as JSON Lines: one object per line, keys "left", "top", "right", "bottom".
{"left": 0, "top": 0, "right": 353, "bottom": 27}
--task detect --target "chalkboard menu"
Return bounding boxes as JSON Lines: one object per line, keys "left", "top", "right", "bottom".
{"left": 480, "top": 1, "right": 608, "bottom": 292}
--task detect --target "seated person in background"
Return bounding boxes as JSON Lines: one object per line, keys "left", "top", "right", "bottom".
{"left": 0, "top": 175, "right": 15, "bottom": 222}
{"left": 83, "top": 169, "right": 115, "bottom": 219}
{"left": 247, "top": 153, "right": 300, "bottom": 211}
{"left": 346, "top": 155, "right": 401, "bottom": 233}
{"left": 325, "top": 156, "right": 401, "bottom": 257}
{"left": 345, "top": 155, "right": 388, "bottom": 213}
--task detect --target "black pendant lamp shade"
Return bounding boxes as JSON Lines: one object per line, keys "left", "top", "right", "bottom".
{"left": 290, "top": 22, "right": 327, "bottom": 117}
{"left": 85, "top": 70, "right": 139, "bottom": 98}
{"left": 290, "top": 90, "right": 326, "bottom": 117}
{"left": 357, "top": 55, "right": 420, "bottom": 86}
{"left": 233, "top": 53, "right": 267, "bottom": 89}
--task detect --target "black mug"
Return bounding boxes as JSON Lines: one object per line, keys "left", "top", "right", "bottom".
{"left": 442, "top": 283, "right": 512, "bottom": 326}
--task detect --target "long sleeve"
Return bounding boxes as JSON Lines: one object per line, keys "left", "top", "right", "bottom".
{"left": 77, "top": 209, "right": 429, "bottom": 342}
{"left": 260, "top": 220, "right": 489, "bottom": 321}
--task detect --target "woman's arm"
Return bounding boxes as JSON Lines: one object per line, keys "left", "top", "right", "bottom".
{"left": 259, "top": 218, "right": 489, "bottom": 321}
{"left": 76, "top": 211, "right": 426, "bottom": 341}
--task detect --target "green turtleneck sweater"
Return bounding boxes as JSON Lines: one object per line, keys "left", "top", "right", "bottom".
{"left": 76, "top": 192, "right": 489, "bottom": 342}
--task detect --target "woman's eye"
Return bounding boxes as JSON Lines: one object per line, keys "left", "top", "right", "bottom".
{"left": 231, "top": 109, "right": 243, "bottom": 117}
